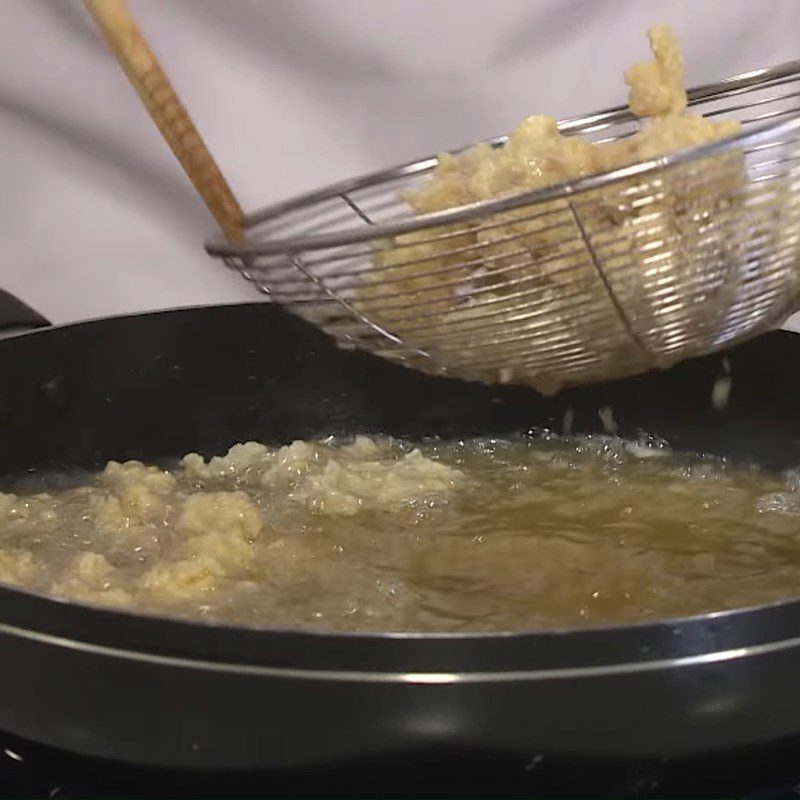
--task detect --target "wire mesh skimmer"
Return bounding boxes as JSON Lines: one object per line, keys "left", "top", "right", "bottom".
{"left": 86, "top": 2, "right": 800, "bottom": 393}
{"left": 207, "top": 63, "right": 800, "bottom": 392}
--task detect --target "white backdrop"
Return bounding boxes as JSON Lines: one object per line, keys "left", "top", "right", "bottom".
{"left": 1, "top": 0, "right": 799, "bottom": 328}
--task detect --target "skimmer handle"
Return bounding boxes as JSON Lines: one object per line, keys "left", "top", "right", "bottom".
{"left": 84, "top": 0, "right": 244, "bottom": 242}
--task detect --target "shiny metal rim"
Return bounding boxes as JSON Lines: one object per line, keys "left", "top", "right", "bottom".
{"left": 3, "top": 614, "right": 800, "bottom": 682}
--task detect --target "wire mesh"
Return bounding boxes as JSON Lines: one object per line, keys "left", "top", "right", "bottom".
{"left": 208, "top": 61, "right": 800, "bottom": 391}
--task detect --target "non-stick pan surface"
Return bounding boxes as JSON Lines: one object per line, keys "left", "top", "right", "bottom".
{"left": 1, "top": 301, "right": 800, "bottom": 783}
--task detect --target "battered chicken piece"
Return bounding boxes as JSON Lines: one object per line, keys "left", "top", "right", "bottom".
{"left": 407, "top": 25, "right": 736, "bottom": 213}
{"left": 294, "top": 448, "right": 464, "bottom": 516}
{"left": 50, "top": 552, "right": 133, "bottom": 608}
{"left": 99, "top": 460, "right": 177, "bottom": 526}
{"left": 175, "top": 491, "right": 262, "bottom": 540}
{"left": 175, "top": 491, "right": 263, "bottom": 573}
{"left": 182, "top": 442, "right": 271, "bottom": 485}
{"left": 363, "top": 26, "right": 743, "bottom": 392}
{"left": 624, "top": 24, "right": 687, "bottom": 117}
{"left": 138, "top": 556, "right": 219, "bottom": 602}
{"left": 0, "top": 549, "right": 37, "bottom": 585}
{"left": 102, "top": 460, "right": 177, "bottom": 495}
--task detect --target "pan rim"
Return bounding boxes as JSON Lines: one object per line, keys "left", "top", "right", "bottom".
{"left": 0, "top": 602, "right": 799, "bottom": 683}
{"left": 0, "top": 579, "right": 798, "bottom": 677}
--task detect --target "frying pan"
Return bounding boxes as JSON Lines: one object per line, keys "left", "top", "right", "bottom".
{"left": 2, "top": 288, "right": 800, "bottom": 796}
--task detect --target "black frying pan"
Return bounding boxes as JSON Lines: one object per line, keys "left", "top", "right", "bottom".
{"left": 2, "top": 293, "right": 800, "bottom": 795}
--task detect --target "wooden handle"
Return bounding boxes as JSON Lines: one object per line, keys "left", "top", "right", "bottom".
{"left": 84, "top": 0, "right": 244, "bottom": 242}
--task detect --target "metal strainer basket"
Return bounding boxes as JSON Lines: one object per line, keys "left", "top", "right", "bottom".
{"left": 207, "top": 62, "right": 800, "bottom": 391}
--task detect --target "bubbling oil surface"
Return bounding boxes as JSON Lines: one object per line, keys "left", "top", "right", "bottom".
{"left": 0, "top": 434, "right": 798, "bottom": 631}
